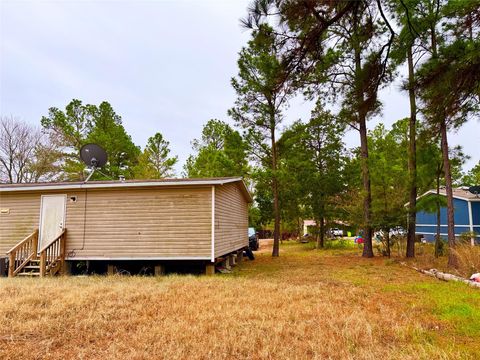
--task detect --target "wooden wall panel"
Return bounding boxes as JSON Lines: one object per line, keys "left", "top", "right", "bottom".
{"left": 214, "top": 183, "right": 248, "bottom": 258}
{"left": 1, "top": 186, "right": 212, "bottom": 259}
{"left": 0, "top": 192, "right": 41, "bottom": 254}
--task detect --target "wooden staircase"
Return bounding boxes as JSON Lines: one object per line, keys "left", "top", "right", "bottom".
{"left": 17, "top": 259, "right": 41, "bottom": 277}
{"left": 7, "top": 229, "right": 67, "bottom": 277}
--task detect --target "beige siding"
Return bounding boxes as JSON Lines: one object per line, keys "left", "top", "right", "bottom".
{"left": 1, "top": 186, "right": 212, "bottom": 259}
{"left": 0, "top": 192, "right": 41, "bottom": 254}
{"left": 214, "top": 183, "right": 249, "bottom": 258}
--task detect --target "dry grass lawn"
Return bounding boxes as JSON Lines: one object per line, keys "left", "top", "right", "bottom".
{"left": 1, "top": 240, "right": 480, "bottom": 360}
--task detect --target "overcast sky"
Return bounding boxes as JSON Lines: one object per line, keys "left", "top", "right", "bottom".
{"left": 1, "top": 0, "right": 478, "bottom": 175}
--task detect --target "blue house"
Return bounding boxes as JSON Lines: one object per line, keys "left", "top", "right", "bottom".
{"left": 415, "top": 188, "right": 480, "bottom": 243}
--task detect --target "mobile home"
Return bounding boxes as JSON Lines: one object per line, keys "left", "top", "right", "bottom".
{"left": 0, "top": 177, "right": 251, "bottom": 276}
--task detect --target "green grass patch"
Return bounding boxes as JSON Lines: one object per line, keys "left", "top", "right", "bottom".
{"left": 324, "top": 238, "right": 357, "bottom": 250}
{"left": 383, "top": 280, "right": 480, "bottom": 337}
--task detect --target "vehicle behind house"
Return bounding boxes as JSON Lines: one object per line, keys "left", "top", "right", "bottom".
{"left": 374, "top": 227, "right": 406, "bottom": 241}
{"left": 331, "top": 228, "right": 344, "bottom": 237}
{"left": 248, "top": 227, "right": 259, "bottom": 251}
{"left": 389, "top": 227, "right": 406, "bottom": 238}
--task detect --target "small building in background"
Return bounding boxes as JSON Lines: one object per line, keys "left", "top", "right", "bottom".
{"left": 415, "top": 188, "right": 480, "bottom": 244}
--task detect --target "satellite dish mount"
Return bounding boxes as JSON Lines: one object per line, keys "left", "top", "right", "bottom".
{"left": 80, "top": 144, "right": 108, "bottom": 183}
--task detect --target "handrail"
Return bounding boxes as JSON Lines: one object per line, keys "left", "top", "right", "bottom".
{"left": 38, "top": 230, "right": 66, "bottom": 253}
{"left": 7, "top": 229, "right": 39, "bottom": 277}
{"left": 7, "top": 229, "right": 38, "bottom": 255}
{"left": 39, "top": 229, "right": 67, "bottom": 277}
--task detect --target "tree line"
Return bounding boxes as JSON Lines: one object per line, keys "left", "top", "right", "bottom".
{"left": 0, "top": 100, "right": 178, "bottom": 183}
{"left": 222, "top": 0, "right": 479, "bottom": 265}
{"left": 1, "top": 0, "right": 479, "bottom": 265}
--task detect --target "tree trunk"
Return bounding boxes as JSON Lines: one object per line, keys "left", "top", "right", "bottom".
{"left": 297, "top": 217, "right": 302, "bottom": 241}
{"left": 315, "top": 221, "right": 320, "bottom": 248}
{"left": 385, "top": 228, "right": 391, "bottom": 258}
{"left": 439, "top": 121, "right": 457, "bottom": 267}
{"left": 319, "top": 217, "right": 325, "bottom": 248}
{"left": 352, "top": 25, "right": 373, "bottom": 258}
{"left": 359, "top": 118, "right": 374, "bottom": 258}
{"left": 435, "top": 170, "right": 441, "bottom": 258}
{"left": 271, "top": 126, "right": 280, "bottom": 257}
{"left": 430, "top": 9, "right": 443, "bottom": 259}
{"left": 406, "top": 44, "right": 417, "bottom": 258}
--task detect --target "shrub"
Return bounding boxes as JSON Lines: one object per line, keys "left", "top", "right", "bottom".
{"left": 324, "top": 238, "right": 352, "bottom": 249}
{"left": 451, "top": 243, "right": 480, "bottom": 277}
{"left": 459, "top": 231, "right": 479, "bottom": 245}
{"left": 436, "top": 238, "right": 446, "bottom": 256}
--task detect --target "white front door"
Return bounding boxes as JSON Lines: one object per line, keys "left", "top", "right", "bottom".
{"left": 38, "top": 195, "right": 66, "bottom": 251}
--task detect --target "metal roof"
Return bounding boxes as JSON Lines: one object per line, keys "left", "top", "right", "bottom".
{"left": 0, "top": 177, "right": 253, "bottom": 202}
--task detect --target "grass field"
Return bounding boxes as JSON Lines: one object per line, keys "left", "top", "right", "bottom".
{"left": 1, "top": 240, "right": 479, "bottom": 359}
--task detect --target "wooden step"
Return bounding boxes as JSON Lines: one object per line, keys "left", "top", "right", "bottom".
{"left": 24, "top": 265, "right": 40, "bottom": 270}
{"left": 17, "top": 272, "right": 40, "bottom": 277}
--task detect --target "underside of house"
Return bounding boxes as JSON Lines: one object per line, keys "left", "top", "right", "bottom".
{"left": 0, "top": 177, "right": 252, "bottom": 277}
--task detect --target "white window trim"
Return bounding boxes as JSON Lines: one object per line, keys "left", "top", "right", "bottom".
{"left": 415, "top": 232, "right": 480, "bottom": 237}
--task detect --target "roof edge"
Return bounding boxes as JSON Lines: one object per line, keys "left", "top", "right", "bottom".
{"left": 0, "top": 177, "right": 246, "bottom": 193}
{"left": 405, "top": 189, "right": 480, "bottom": 206}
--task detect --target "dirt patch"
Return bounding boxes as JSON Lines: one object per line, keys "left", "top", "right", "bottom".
{"left": 258, "top": 238, "right": 273, "bottom": 252}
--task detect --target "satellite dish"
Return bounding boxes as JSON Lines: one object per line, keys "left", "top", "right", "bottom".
{"left": 80, "top": 144, "right": 107, "bottom": 168}
{"left": 80, "top": 144, "right": 108, "bottom": 183}
{"left": 469, "top": 186, "right": 480, "bottom": 195}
